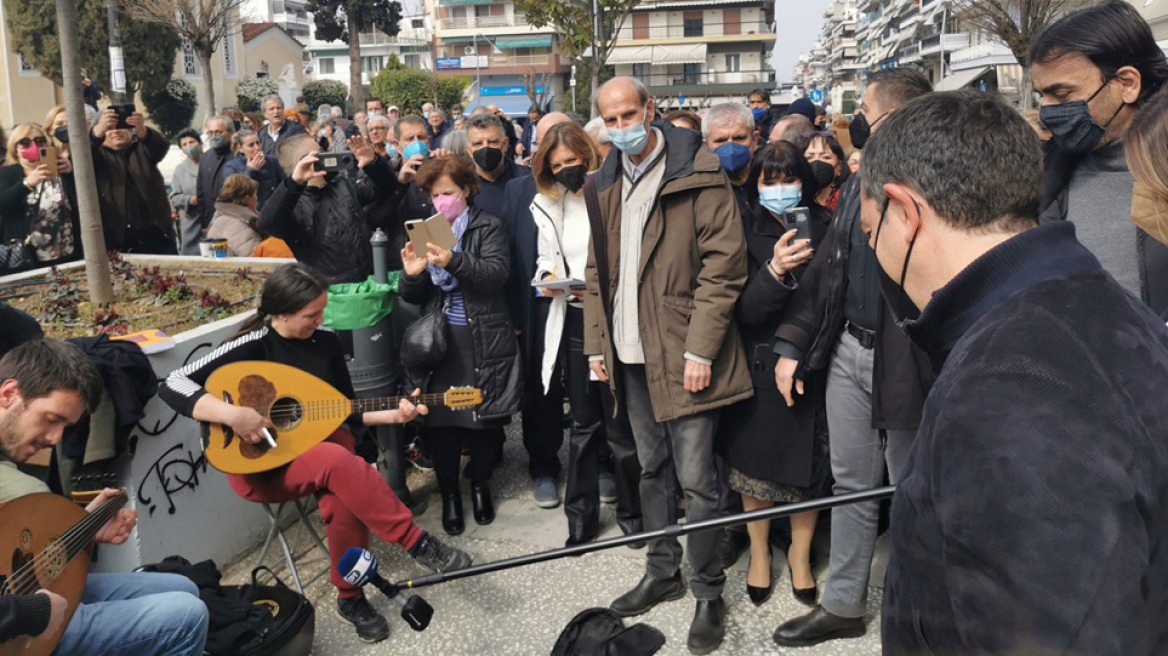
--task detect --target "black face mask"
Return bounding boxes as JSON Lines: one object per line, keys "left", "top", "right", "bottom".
{"left": 848, "top": 110, "right": 888, "bottom": 150}
{"left": 554, "top": 165, "right": 588, "bottom": 193}
{"left": 809, "top": 160, "right": 836, "bottom": 191}
{"left": 472, "top": 146, "right": 504, "bottom": 171}
{"left": 53, "top": 126, "right": 69, "bottom": 144}
{"left": 871, "top": 197, "right": 922, "bottom": 325}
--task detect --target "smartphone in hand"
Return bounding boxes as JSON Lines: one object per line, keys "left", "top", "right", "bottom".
{"left": 784, "top": 207, "right": 813, "bottom": 244}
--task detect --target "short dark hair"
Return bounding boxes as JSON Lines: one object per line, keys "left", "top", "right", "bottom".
{"left": 465, "top": 112, "right": 504, "bottom": 135}
{"left": 757, "top": 140, "right": 822, "bottom": 207}
{"left": 862, "top": 90, "right": 1042, "bottom": 234}
{"left": 528, "top": 105, "right": 542, "bottom": 115}
{"left": 747, "top": 88, "right": 769, "bottom": 105}
{"left": 366, "top": 97, "right": 384, "bottom": 108}
{"left": 664, "top": 110, "right": 702, "bottom": 132}
{"left": 176, "top": 128, "right": 200, "bottom": 143}
{"left": 416, "top": 154, "right": 480, "bottom": 201}
{"left": 866, "top": 68, "right": 933, "bottom": 112}
{"left": 395, "top": 116, "right": 428, "bottom": 140}
{"left": 0, "top": 339, "right": 102, "bottom": 412}
{"left": 1030, "top": 0, "right": 1168, "bottom": 105}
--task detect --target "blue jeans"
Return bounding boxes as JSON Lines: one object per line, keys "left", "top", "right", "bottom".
{"left": 55, "top": 572, "right": 208, "bottom": 656}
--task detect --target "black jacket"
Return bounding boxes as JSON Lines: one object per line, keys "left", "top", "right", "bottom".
{"left": 222, "top": 155, "right": 284, "bottom": 211}
{"left": 90, "top": 128, "right": 173, "bottom": 247}
{"left": 500, "top": 174, "right": 540, "bottom": 358}
{"left": 258, "top": 121, "right": 307, "bottom": 156}
{"left": 1039, "top": 139, "right": 1168, "bottom": 315}
{"left": 399, "top": 206, "right": 522, "bottom": 421}
{"left": 0, "top": 301, "right": 42, "bottom": 359}
{"left": 884, "top": 221, "right": 1168, "bottom": 655}
{"left": 257, "top": 156, "right": 396, "bottom": 284}
{"left": 773, "top": 174, "right": 934, "bottom": 430}
{"left": 61, "top": 335, "right": 158, "bottom": 461}
{"left": 195, "top": 146, "right": 233, "bottom": 228}
{"left": 0, "top": 165, "right": 80, "bottom": 260}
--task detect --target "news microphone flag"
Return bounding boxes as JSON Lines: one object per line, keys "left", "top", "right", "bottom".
{"left": 339, "top": 546, "right": 378, "bottom": 586}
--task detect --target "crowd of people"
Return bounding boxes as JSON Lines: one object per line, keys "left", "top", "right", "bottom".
{"left": 3, "top": 1, "right": 1168, "bottom": 654}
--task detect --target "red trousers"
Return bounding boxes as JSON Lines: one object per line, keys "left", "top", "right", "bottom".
{"left": 228, "top": 429, "right": 422, "bottom": 597}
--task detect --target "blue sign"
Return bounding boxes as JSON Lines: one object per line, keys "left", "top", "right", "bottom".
{"left": 678, "top": 94, "right": 686, "bottom": 104}
{"left": 436, "top": 58, "right": 461, "bottom": 70}
{"left": 809, "top": 89, "right": 823, "bottom": 103}
{"left": 480, "top": 86, "right": 545, "bottom": 96}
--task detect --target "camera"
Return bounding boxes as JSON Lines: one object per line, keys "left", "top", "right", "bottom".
{"left": 109, "top": 103, "right": 135, "bottom": 130}
{"left": 313, "top": 152, "right": 357, "bottom": 174}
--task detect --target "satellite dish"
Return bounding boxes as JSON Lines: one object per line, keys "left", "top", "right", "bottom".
{"left": 464, "top": 46, "right": 476, "bottom": 56}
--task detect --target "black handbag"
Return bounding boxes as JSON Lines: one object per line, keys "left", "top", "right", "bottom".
{"left": 400, "top": 296, "right": 448, "bottom": 369}
{"left": 0, "top": 238, "right": 33, "bottom": 273}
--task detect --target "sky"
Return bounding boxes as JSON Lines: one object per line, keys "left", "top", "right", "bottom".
{"left": 771, "top": 0, "right": 836, "bottom": 83}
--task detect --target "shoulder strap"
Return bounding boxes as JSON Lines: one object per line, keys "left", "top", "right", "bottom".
{"left": 582, "top": 175, "right": 611, "bottom": 312}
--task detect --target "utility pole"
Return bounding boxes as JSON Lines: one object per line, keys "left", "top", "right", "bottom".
{"left": 106, "top": 0, "right": 127, "bottom": 104}
{"left": 57, "top": 0, "right": 114, "bottom": 303}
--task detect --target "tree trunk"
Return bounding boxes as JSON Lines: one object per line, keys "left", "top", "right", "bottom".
{"left": 590, "top": 60, "right": 601, "bottom": 120}
{"left": 199, "top": 50, "right": 216, "bottom": 122}
{"left": 348, "top": 19, "right": 363, "bottom": 115}
{"left": 55, "top": 0, "right": 113, "bottom": 303}
{"left": 1018, "top": 64, "right": 1035, "bottom": 111}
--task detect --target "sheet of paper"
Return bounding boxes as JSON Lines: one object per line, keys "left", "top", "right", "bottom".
{"left": 531, "top": 278, "right": 586, "bottom": 292}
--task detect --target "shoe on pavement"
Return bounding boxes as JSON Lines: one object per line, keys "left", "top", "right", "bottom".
{"left": 406, "top": 439, "right": 434, "bottom": 471}
{"left": 717, "top": 528, "right": 749, "bottom": 569}
{"left": 773, "top": 605, "right": 866, "bottom": 647}
{"left": 610, "top": 571, "right": 687, "bottom": 617}
{"left": 688, "top": 597, "right": 727, "bottom": 655}
{"left": 533, "top": 476, "right": 560, "bottom": 508}
{"left": 336, "top": 594, "right": 390, "bottom": 643}
{"left": 410, "top": 530, "right": 473, "bottom": 572}
{"left": 598, "top": 471, "right": 618, "bottom": 503}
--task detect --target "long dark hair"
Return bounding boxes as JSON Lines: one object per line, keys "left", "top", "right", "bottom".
{"left": 756, "top": 141, "right": 822, "bottom": 207}
{"left": 229, "top": 263, "right": 330, "bottom": 340}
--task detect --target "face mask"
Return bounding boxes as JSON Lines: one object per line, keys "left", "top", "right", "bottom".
{"left": 759, "top": 184, "right": 802, "bottom": 216}
{"left": 403, "top": 140, "right": 429, "bottom": 160}
{"left": 472, "top": 146, "right": 504, "bottom": 171}
{"left": 751, "top": 108, "right": 767, "bottom": 122}
{"left": 423, "top": 110, "right": 431, "bottom": 119}
{"left": 317, "top": 128, "right": 330, "bottom": 139}
{"left": 368, "top": 110, "right": 382, "bottom": 116}
{"left": 809, "top": 160, "right": 837, "bottom": 190}
{"left": 182, "top": 144, "right": 202, "bottom": 160}
{"left": 19, "top": 143, "right": 40, "bottom": 163}
{"left": 385, "top": 143, "right": 399, "bottom": 157}
{"left": 849, "top": 160, "right": 860, "bottom": 174}
{"left": 53, "top": 126, "right": 69, "bottom": 144}
{"left": 431, "top": 192, "right": 464, "bottom": 220}
{"left": 555, "top": 165, "right": 588, "bottom": 193}
{"left": 208, "top": 134, "right": 230, "bottom": 150}
{"left": 1040, "top": 79, "right": 1124, "bottom": 154}
{"left": 607, "top": 112, "right": 650, "bottom": 155}
{"left": 871, "top": 197, "right": 922, "bottom": 309}
{"left": 849, "top": 110, "right": 887, "bottom": 150}
{"left": 714, "top": 142, "right": 752, "bottom": 175}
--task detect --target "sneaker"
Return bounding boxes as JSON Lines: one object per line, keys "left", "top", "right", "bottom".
{"left": 598, "top": 471, "right": 618, "bottom": 504}
{"left": 336, "top": 594, "right": 390, "bottom": 643}
{"left": 410, "top": 531, "right": 473, "bottom": 572}
{"left": 533, "top": 476, "right": 560, "bottom": 508}
{"left": 406, "top": 439, "right": 434, "bottom": 471}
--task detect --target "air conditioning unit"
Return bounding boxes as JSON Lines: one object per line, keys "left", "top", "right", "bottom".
{"left": 464, "top": 46, "right": 476, "bottom": 56}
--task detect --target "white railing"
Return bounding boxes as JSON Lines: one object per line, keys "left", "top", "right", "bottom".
{"left": 439, "top": 15, "right": 525, "bottom": 30}
{"left": 490, "top": 54, "right": 550, "bottom": 66}
{"left": 950, "top": 41, "right": 1016, "bottom": 64}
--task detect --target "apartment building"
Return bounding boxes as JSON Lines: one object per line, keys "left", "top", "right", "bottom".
{"left": 608, "top": 0, "right": 777, "bottom": 111}
{"left": 429, "top": 0, "right": 567, "bottom": 115}
{"left": 305, "top": 14, "right": 434, "bottom": 89}
{"left": 242, "top": 0, "right": 312, "bottom": 44}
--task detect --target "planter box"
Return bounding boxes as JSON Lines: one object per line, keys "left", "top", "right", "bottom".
{"left": 4, "top": 255, "right": 294, "bottom": 572}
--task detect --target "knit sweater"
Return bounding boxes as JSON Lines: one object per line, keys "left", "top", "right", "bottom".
{"left": 1065, "top": 139, "right": 1139, "bottom": 296}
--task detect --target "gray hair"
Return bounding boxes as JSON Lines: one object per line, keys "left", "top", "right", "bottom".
{"left": 861, "top": 90, "right": 1041, "bottom": 233}
{"left": 262, "top": 95, "right": 284, "bottom": 110}
{"left": 466, "top": 112, "right": 504, "bottom": 135}
{"left": 593, "top": 76, "right": 650, "bottom": 112}
{"left": 206, "top": 114, "right": 235, "bottom": 133}
{"left": 701, "top": 103, "right": 754, "bottom": 139}
{"left": 330, "top": 106, "right": 343, "bottom": 117}
{"left": 775, "top": 114, "right": 812, "bottom": 151}
{"left": 366, "top": 114, "right": 392, "bottom": 130}
{"left": 316, "top": 104, "right": 333, "bottom": 122}
{"left": 584, "top": 117, "right": 610, "bottom": 145}
{"left": 232, "top": 128, "right": 258, "bottom": 149}
{"left": 429, "top": 108, "right": 447, "bottom": 121}
{"left": 442, "top": 129, "right": 469, "bottom": 155}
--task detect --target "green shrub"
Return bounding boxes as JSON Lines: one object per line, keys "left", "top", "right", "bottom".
{"left": 142, "top": 78, "right": 198, "bottom": 139}
{"left": 369, "top": 69, "right": 470, "bottom": 117}
{"left": 302, "top": 80, "right": 349, "bottom": 109}
{"left": 236, "top": 77, "right": 280, "bottom": 113}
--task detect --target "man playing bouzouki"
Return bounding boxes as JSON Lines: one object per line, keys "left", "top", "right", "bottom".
{"left": 159, "top": 262, "right": 472, "bottom": 644}
{"left": 0, "top": 338, "right": 209, "bottom": 655}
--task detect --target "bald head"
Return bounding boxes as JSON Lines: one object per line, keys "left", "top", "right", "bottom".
{"left": 535, "top": 112, "right": 572, "bottom": 143}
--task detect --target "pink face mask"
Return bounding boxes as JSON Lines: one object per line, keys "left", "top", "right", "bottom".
{"left": 431, "top": 193, "right": 464, "bottom": 221}
{"left": 20, "top": 143, "right": 40, "bottom": 163}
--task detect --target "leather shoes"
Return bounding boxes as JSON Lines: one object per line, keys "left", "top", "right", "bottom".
{"left": 441, "top": 492, "right": 464, "bottom": 536}
{"left": 717, "top": 529, "right": 749, "bottom": 569}
{"left": 610, "top": 572, "right": 686, "bottom": 617}
{"left": 471, "top": 483, "right": 494, "bottom": 525}
{"left": 687, "top": 597, "right": 726, "bottom": 655}
{"left": 773, "top": 605, "right": 865, "bottom": 647}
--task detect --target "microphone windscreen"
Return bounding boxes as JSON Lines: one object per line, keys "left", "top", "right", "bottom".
{"left": 338, "top": 546, "right": 379, "bottom": 586}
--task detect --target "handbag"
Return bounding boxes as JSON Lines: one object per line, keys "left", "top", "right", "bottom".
{"left": 0, "top": 238, "right": 33, "bottom": 273}
{"left": 400, "top": 295, "right": 449, "bottom": 369}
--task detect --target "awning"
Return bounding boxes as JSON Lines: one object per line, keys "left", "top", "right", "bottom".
{"left": 608, "top": 45, "right": 654, "bottom": 64}
{"left": 652, "top": 43, "right": 707, "bottom": 65}
{"left": 495, "top": 35, "right": 553, "bottom": 49}
{"left": 437, "top": 0, "right": 494, "bottom": 5}
{"left": 936, "top": 65, "right": 990, "bottom": 91}
{"left": 473, "top": 93, "right": 553, "bottom": 117}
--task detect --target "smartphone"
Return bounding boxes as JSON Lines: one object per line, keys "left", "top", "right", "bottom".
{"left": 38, "top": 146, "right": 57, "bottom": 176}
{"left": 406, "top": 213, "right": 458, "bottom": 253}
{"left": 313, "top": 151, "right": 357, "bottom": 174}
{"left": 109, "top": 103, "right": 135, "bottom": 130}
{"left": 785, "top": 207, "right": 813, "bottom": 244}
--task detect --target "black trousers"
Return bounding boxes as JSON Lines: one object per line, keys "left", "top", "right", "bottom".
{"left": 598, "top": 369, "right": 643, "bottom": 536}
{"left": 429, "top": 426, "right": 504, "bottom": 492}
{"left": 521, "top": 298, "right": 565, "bottom": 480}
{"left": 560, "top": 306, "right": 606, "bottom": 539}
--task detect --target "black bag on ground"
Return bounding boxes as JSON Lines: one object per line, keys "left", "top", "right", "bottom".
{"left": 551, "top": 607, "right": 666, "bottom": 656}
{"left": 137, "top": 556, "right": 314, "bottom": 656}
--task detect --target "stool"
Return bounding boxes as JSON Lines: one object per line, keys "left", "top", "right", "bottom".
{"left": 255, "top": 498, "right": 331, "bottom": 593}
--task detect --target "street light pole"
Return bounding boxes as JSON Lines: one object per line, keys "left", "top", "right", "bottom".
{"left": 473, "top": 33, "right": 481, "bottom": 107}
{"left": 105, "top": 0, "right": 127, "bottom": 104}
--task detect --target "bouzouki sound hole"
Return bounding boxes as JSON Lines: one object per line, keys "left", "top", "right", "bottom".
{"left": 270, "top": 396, "right": 304, "bottom": 432}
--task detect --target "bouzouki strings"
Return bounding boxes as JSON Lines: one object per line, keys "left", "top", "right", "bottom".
{"left": 1, "top": 491, "right": 128, "bottom": 596}
{"left": 266, "top": 394, "right": 457, "bottom": 420}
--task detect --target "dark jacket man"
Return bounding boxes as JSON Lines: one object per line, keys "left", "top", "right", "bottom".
{"left": 223, "top": 155, "right": 285, "bottom": 210}
{"left": 501, "top": 174, "right": 540, "bottom": 354}
{"left": 90, "top": 127, "right": 173, "bottom": 251}
{"left": 259, "top": 120, "right": 306, "bottom": 156}
{"left": 584, "top": 123, "right": 752, "bottom": 422}
{"left": 195, "top": 144, "right": 233, "bottom": 228}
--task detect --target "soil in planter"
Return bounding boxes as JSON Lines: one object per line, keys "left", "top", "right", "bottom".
{"left": 3, "top": 257, "right": 268, "bottom": 339}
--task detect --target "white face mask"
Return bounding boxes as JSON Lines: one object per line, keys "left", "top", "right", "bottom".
{"left": 318, "top": 128, "right": 329, "bottom": 138}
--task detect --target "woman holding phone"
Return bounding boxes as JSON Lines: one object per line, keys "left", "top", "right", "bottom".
{"left": 0, "top": 123, "right": 78, "bottom": 271}
{"left": 714, "top": 141, "right": 832, "bottom": 607}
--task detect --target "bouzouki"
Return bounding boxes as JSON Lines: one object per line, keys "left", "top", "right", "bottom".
{"left": 202, "top": 361, "right": 483, "bottom": 474}
{"left": 0, "top": 491, "right": 129, "bottom": 656}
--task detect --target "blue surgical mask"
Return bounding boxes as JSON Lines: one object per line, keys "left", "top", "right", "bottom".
{"left": 714, "top": 142, "right": 752, "bottom": 174}
{"left": 385, "top": 143, "right": 399, "bottom": 157}
{"left": 759, "top": 184, "right": 802, "bottom": 216}
{"left": 751, "top": 107, "right": 767, "bottom": 122}
{"left": 403, "top": 140, "right": 429, "bottom": 160}
{"left": 607, "top": 113, "right": 650, "bottom": 155}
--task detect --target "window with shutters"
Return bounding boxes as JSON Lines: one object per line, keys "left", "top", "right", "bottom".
{"left": 319, "top": 58, "right": 335, "bottom": 74}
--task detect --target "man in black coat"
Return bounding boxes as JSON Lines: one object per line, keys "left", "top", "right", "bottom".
{"left": 259, "top": 95, "right": 307, "bottom": 156}
{"left": 867, "top": 89, "right": 1168, "bottom": 656}
{"left": 194, "top": 115, "right": 234, "bottom": 230}
{"left": 772, "top": 68, "right": 934, "bottom": 647}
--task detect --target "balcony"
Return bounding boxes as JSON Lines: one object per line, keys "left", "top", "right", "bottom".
{"left": 950, "top": 41, "right": 1018, "bottom": 68}
{"left": 919, "top": 32, "right": 969, "bottom": 56}
{"left": 439, "top": 15, "right": 522, "bottom": 30}
{"left": 489, "top": 53, "right": 550, "bottom": 66}
{"left": 637, "top": 67, "right": 777, "bottom": 93}
{"left": 897, "top": 42, "right": 921, "bottom": 64}
{"left": 616, "top": 20, "right": 774, "bottom": 42}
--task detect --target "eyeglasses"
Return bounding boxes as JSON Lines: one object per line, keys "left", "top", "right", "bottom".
{"left": 17, "top": 137, "right": 47, "bottom": 147}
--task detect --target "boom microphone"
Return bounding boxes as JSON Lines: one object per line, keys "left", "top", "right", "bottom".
{"left": 338, "top": 547, "right": 434, "bottom": 631}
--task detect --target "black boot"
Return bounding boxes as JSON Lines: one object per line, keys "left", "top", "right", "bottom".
{"left": 610, "top": 572, "right": 686, "bottom": 617}
{"left": 687, "top": 597, "right": 727, "bottom": 655}
{"left": 471, "top": 482, "right": 495, "bottom": 525}
{"left": 442, "top": 491, "right": 464, "bottom": 536}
